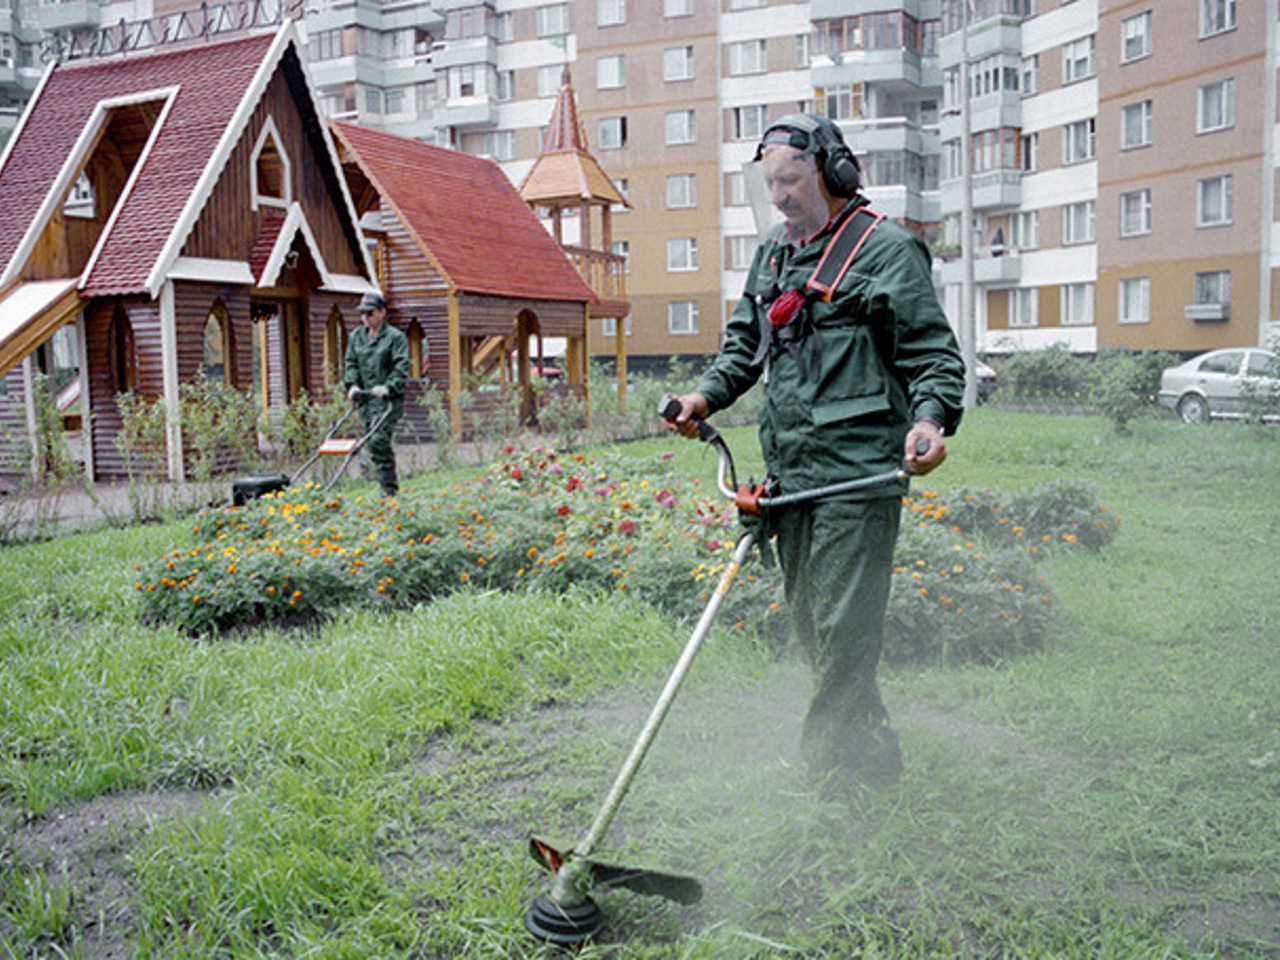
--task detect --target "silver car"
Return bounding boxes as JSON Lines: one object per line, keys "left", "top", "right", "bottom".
{"left": 1157, "top": 348, "right": 1280, "bottom": 423}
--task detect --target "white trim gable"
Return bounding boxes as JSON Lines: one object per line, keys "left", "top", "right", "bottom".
{"left": 250, "top": 115, "right": 292, "bottom": 212}
{"left": 257, "top": 202, "right": 329, "bottom": 287}
{"left": 0, "top": 85, "right": 181, "bottom": 290}
{"left": 147, "top": 21, "right": 377, "bottom": 297}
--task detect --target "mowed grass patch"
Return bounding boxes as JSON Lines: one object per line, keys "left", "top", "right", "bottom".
{"left": 3, "top": 409, "right": 1280, "bottom": 958}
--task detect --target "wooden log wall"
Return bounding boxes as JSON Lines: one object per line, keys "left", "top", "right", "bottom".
{"left": 86, "top": 297, "right": 163, "bottom": 481}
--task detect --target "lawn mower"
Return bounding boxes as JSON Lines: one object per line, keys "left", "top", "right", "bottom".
{"left": 229, "top": 392, "right": 391, "bottom": 506}
{"left": 525, "top": 397, "right": 922, "bottom": 945}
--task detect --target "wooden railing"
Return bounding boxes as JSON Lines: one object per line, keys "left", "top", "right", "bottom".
{"left": 561, "top": 245, "right": 627, "bottom": 306}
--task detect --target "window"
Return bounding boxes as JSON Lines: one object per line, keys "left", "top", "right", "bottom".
{"left": 495, "top": 70, "right": 514, "bottom": 102}
{"left": 1061, "top": 283, "right": 1095, "bottom": 326}
{"left": 1021, "top": 54, "right": 1039, "bottom": 95}
{"left": 384, "top": 88, "right": 406, "bottom": 114}
{"left": 597, "top": 54, "right": 625, "bottom": 89}
{"left": 484, "top": 130, "right": 515, "bottom": 161}
{"left": 824, "top": 84, "right": 865, "bottom": 121}
{"left": 1120, "top": 189, "right": 1151, "bottom": 237}
{"left": 1010, "top": 288, "right": 1039, "bottom": 328}
{"left": 537, "top": 3, "right": 569, "bottom": 37}
{"left": 612, "top": 240, "right": 630, "bottom": 273}
{"left": 1062, "top": 200, "right": 1095, "bottom": 244}
{"left": 1198, "top": 349, "right": 1241, "bottom": 374}
{"left": 537, "top": 65, "right": 560, "bottom": 97}
{"left": 1121, "top": 11, "right": 1152, "bottom": 62}
{"left": 1021, "top": 132, "right": 1039, "bottom": 172}
{"left": 1119, "top": 278, "right": 1150, "bottom": 324}
{"left": 664, "top": 45, "right": 693, "bottom": 81}
{"left": 667, "top": 238, "right": 698, "bottom": 272}
{"left": 729, "top": 0, "right": 765, "bottom": 8}
{"left": 731, "top": 105, "right": 768, "bottom": 141}
{"left": 598, "top": 116, "right": 627, "bottom": 149}
{"left": 311, "top": 28, "right": 343, "bottom": 61}
{"left": 202, "top": 305, "right": 232, "bottom": 384}
{"left": 972, "top": 128, "right": 1021, "bottom": 173}
{"left": 666, "top": 174, "right": 696, "bottom": 208}
{"left": 324, "top": 307, "right": 346, "bottom": 386}
{"left": 1011, "top": 210, "right": 1039, "bottom": 250}
{"left": 1198, "top": 79, "right": 1235, "bottom": 133}
{"left": 448, "top": 65, "right": 487, "bottom": 99}
{"left": 602, "top": 315, "right": 634, "bottom": 337}
{"left": 1197, "top": 175, "right": 1233, "bottom": 226}
{"left": 64, "top": 172, "right": 95, "bottom": 218}
{"left": 495, "top": 11, "right": 515, "bottom": 42}
{"left": 726, "top": 171, "right": 748, "bottom": 206}
{"left": 598, "top": 0, "right": 625, "bottom": 26}
{"left": 1063, "top": 35, "right": 1095, "bottom": 83}
{"left": 1062, "top": 118, "right": 1095, "bottom": 163}
{"left": 1120, "top": 101, "right": 1152, "bottom": 149}
{"left": 668, "top": 301, "right": 699, "bottom": 335}
{"left": 664, "top": 0, "right": 692, "bottom": 15}
{"left": 796, "top": 33, "right": 810, "bottom": 69}
{"left": 728, "top": 40, "right": 766, "bottom": 76}
{"left": 1194, "top": 270, "right": 1232, "bottom": 306}
{"left": 1200, "top": 0, "right": 1236, "bottom": 37}
{"left": 666, "top": 109, "right": 696, "bottom": 144}
{"left": 252, "top": 119, "right": 290, "bottom": 210}
{"left": 727, "top": 235, "right": 757, "bottom": 270}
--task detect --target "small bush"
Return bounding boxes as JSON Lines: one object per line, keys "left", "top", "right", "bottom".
{"left": 1000, "top": 344, "right": 1090, "bottom": 402}
{"left": 1087, "top": 348, "right": 1179, "bottom": 433}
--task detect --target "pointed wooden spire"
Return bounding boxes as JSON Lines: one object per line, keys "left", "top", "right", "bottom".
{"left": 518, "top": 67, "right": 628, "bottom": 207}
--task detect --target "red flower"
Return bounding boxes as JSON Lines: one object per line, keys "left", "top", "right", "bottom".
{"left": 619, "top": 519, "right": 638, "bottom": 534}
{"left": 557, "top": 504, "right": 572, "bottom": 517}
{"left": 768, "top": 288, "right": 806, "bottom": 328}
{"left": 510, "top": 467, "right": 524, "bottom": 480}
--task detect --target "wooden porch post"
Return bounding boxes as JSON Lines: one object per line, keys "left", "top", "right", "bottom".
{"left": 447, "top": 291, "right": 463, "bottom": 440}
{"left": 159, "top": 281, "right": 185, "bottom": 482}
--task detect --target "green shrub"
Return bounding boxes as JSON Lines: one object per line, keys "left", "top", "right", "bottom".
{"left": 1000, "top": 344, "right": 1090, "bottom": 401}
{"left": 1087, "top": 348, "right": 1179, "bottom": 433}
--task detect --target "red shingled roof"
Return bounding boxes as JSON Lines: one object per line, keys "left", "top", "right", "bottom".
{"left": 0, "top": 30, "right": 277, "bottom": 295}
{"left": 331, "top": 121, "right": 596, "bottom": 304}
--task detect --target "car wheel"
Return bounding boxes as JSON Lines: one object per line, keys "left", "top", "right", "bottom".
{"left": 1177, "top": 394, "right": 1209, "bottom": 424}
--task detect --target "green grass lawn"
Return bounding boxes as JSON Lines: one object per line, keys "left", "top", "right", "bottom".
{"left": 2, "top": 409, "right": 1278, "bottom": 958}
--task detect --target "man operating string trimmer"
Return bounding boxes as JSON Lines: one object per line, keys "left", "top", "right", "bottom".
{"left": 664, "top": 114, "right": 966, "bottom": 792}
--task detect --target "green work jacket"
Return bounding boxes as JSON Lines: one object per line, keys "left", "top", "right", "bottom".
{"left": 343, "top": 322, "right": 411, "bottom": 419}
{"left": 695, "top": 200, "right": 965, "bottom": 498}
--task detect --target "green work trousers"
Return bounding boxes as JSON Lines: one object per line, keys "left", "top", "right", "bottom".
{"left": 359, "top": 399, "right": 402, "bottom": 496}
{"left": 772, "top": 495, "right": 902, "bottom": 778}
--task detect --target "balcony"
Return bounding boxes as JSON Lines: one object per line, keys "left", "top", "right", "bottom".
{"left": 439, "top": 95, "right": 497, "bottom": 130}
{"left": 812, "top": 48, "right": 923, "bottom": 91}
{"left": 1185, "top": 303, "right": 1230, "bottom": 323}
{"left": 936, "top": 244, "right": 1022, "bottom": 287}
{"left": 843, "top": 115, "right": 926, "bottom": 156}
{"left": 941, "top": 168, "right": 1021, "bottom": 212}
{"left": 563, "top": 246, "right": 628, "bottom": 317}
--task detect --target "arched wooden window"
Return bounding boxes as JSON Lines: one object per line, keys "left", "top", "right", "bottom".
{"left": 109, "top": 303, "right": 137, "bottom": 395}
{"left": 323, "top": 306, "right": 347, "bottom": 387}
{"left": 406, "top": 320, "right": 425, "bottom": 379}
{"left": 202, "top": 301, "right": 234, "bottom": 385}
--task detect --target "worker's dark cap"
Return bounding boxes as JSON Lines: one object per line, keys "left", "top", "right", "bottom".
{"left": 358, "top": 291, "right": 386, "bottom": 313}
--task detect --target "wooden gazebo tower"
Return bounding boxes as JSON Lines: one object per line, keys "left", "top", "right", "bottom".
{"left": 518, "top": 68, "right": 631, "bottom": 406}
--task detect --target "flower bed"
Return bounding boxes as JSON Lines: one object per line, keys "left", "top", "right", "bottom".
{"left": 135, "top": 447, "right": 1118, "bottom": 666}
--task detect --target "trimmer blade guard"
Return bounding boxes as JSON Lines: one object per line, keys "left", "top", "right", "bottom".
{"left": 528, "top": 837, "right": 703, "bottom": 905}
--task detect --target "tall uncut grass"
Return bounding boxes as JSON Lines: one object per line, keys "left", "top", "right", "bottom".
{"left": 2, "top": 409, "right": 1279, "bottom": 958}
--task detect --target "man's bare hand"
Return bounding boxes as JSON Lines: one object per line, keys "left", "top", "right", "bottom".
{"left": 663, "top": 393, "right": 711, "bottom": 440}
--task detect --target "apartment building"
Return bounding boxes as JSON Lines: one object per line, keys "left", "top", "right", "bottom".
{"left": 13, "top": 0, "right": 1278, "bottom": 365}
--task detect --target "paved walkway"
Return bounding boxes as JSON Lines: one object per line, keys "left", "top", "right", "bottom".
{"left": 0, "top": 441, "right": 474, "bottom": 543}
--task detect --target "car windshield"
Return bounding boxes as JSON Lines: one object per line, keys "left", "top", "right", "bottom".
{"left": 1198, "top": 351, "right": 1243, "bottom": 375}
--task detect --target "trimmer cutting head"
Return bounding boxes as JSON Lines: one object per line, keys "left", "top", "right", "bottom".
{"left": 525, "top": 837, "right": 702, "bottom": 944}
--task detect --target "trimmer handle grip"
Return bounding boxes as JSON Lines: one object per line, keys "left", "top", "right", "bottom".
{"left": 658, "top": 395, "right": 720, "bottom": 444}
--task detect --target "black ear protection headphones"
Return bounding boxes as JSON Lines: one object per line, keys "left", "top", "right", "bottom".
{"left": 753, "top": 113, "right": 861, "bottom": 198}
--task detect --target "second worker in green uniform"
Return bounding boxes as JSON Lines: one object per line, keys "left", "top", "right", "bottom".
{"left": 344, "top": 290, "right": 410, "bottom": 498}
